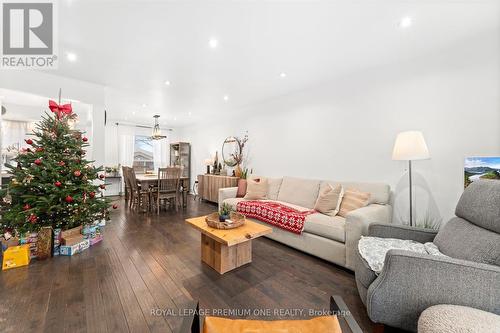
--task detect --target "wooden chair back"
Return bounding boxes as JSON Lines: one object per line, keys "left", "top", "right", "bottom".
{"left": 158, "top": 167, "right": 181, "bottom": 193}
{"left": 129, "top": 168, "right": 140, "bottom": 192}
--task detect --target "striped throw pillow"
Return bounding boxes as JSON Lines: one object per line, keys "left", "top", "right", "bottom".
{"left": 338, "top": 188, "right": 371, "bottom": 217}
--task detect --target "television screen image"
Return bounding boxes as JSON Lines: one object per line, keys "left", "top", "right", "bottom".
{"left": 464, "top": 157, "right": 500, "bottom": 188}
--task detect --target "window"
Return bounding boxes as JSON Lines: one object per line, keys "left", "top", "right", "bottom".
{"left": 133, "top": 135, "right": 154, "bottom": 173}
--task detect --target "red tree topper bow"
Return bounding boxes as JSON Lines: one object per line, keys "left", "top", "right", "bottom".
{"left": 49, "top": 100, "right": 72, "bottom": 118}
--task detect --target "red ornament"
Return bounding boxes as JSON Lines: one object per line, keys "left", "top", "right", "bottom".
{"left": 58, "top": 161, "right": 65, "bottom": 166}
{"left": 65, "top": 195, "right": 74, "bottom": 203}
{"left": 99, "top": 174, "right": 105, "bottom": 179}
{"left": 74, "top": 170, "right": 82, "bottom": 177}
{"left": 112, "top": 204, "right": 118, "bottom": 209}
{"left": 89, "top": 191, "right": 96, "bottom": 198}
{"left": 55, "top": 181, "right": 62, "bottom": 187}
{"left": 28, "top": 214, "right": 38, "bottom": 224}
{"left": 82, "top": 137, "right": 88, "bottom": 142}
{"left": 25, "top": 139, "right": 33, "bottom": 145}
{"left": 23, "top": 204, "right": 31, "bottom": 211}
{"left": 100, "top": 184, "right": 106, "bottom": 190}
{"left": 36, "top": 147, "right": 44, "bottom": 152}
{"left": 34, "top": 159, "right": 42, "bottom": 165}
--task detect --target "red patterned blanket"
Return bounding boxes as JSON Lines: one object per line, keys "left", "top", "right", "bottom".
{"left": 236, "top": 201, "right": 315, "bottom": 234}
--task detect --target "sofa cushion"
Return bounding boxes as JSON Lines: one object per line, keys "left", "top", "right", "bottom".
{"left": 303, "top": 213, "right": 346, "bottom": 243}
{"left": 244, "top": 177, "right": 268, "bottom": 200}
{"left": 434, "top": 217, "right": 500, "bottom": 266}
{"left": 338, "top": 188, "right": 370, "bottom": 218}
{"left": 455, "top": 179, "right": 500, "bottom": 234}
{"left": 277, "top": 177, "right": 320, "bottom": 209}
{"left": 418, "top": 304, "right": 500, "bottom": 333}
{"left": 320, "top": 181, "right": 390, "bottom": 205}
{"left": 267, "top": 178, "right": 283, "bottom": 201}
{"left": 203, "top": 315, "right": 342, "bottom": 333}
{"left": 314, "top": 184, "right": 343, "bottom": 217}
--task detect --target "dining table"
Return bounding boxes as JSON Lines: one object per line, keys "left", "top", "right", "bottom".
{"left": 135, "top": 173, "right": 190, "bottom": 209}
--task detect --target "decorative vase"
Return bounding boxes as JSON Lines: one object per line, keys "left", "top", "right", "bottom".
{"left": 235, "top": 164, "right": 242, "bottom": 178}
{"left": 36, "top": 226, "right": 53, "bottom": 260}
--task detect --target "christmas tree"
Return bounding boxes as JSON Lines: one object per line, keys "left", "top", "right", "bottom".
{"left": 0, "top": 99, "right": 112, "bottom": 234}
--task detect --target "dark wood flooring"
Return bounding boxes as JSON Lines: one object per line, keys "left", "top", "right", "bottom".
{"left": 0, "top": 197, "right": 399, "bottom": 333}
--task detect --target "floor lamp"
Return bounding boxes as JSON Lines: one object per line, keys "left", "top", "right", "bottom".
{"left": 392, "top": 131, "right": 430, "bottom": 226}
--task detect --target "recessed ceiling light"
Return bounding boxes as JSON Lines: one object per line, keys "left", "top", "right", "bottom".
{"left": 142, "top": 103, "right": 147, "bottom": 108}
{"left": 209, "top": 38, "right": 218, "bottom": 49}
{"left": 280, "top": 72, "right": 287, "bottom": 78}
{"left": 223, "top": 95, "right": 229, "bottom": 101}
{"left": 398, "top": 17, "right": 413, "bottom": 28}
{"left": 188, "top": 112, "right": 192, "bottom": 117}
{"left": 132, "top": 111, "right": 136, "bottom": 115}
{"left": 66, "top": 52, "right": 77, "bottom": 62}
{"left": 173, "top": 117, "right": 177, "bottom": 121}
{"left": 164, "top": 80, "right": 171, "bottom": 86}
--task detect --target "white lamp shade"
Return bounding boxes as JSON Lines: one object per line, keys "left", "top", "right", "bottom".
{"left": 392, "top": 131, "right": 430, "bottom": 161}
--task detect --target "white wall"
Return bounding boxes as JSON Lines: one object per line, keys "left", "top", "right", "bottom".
{"left": 178, "top": 31, "right": 500, "bottom": 224}
{"left": 0, "top": 71, "right": 107, "bottom": 166}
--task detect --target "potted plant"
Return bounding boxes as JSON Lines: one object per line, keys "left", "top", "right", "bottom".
{"left": 219, "top": 202, "right": 233, "bottom": 222}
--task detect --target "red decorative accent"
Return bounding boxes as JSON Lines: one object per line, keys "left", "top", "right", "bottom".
{"left": 236, "top": 201, "right": 315, "bottom": 234}
{"left": 23, "top": 204, "right": 31, "bottom": 211}
{"left": 54, "top": 181, "right": 62, "bottom": 187}
{"left": 36, "top": 147, "right": 44, "bottom": 152}
{"left": 28, "top": 214, "right": 38, "bottom": 224}
{"left": 89, "top": 191, "right": 96, "bottom": 198}
{"left": 48, "top": 100, "right": 72, "bottom": 118}
{"left": 58, "top": 161, "right": 65, "bottom": 166}
{"left": 74, "top": 170, "right": 81, "bottom": 177}
{"left": 34, "top": 159, "right": 42, "bottom": 165}
{"left": 25, "top": 139, "right": 33, "bottom": 145}
{"left": 99, "top": 184, "right": 105, "bottom": 190}
{"left": 112, "top": 204, "right": 118, "bottom": 209}
{"left": 99, "top": 174, "right": 105, "bottom": 179}
{"left": 82, "top": 137, "right": 88, "bottom": 142}
{"left": 65, "top": 195, "right": 74, "bottom": 203}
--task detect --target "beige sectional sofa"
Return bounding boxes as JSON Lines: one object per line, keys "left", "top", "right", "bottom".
{"left": 219, "top": 176, "right": 391, "bottom": 270}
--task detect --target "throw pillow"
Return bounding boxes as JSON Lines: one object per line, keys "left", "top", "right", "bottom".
{"left": 236, "top": 179, "right": 247, "bottom": 198}
{"left": 244, "top": 177, "right": 268, "bottom": 200}
{"left": 314, "top": 184, "right": 343, "bottom": 216}
{"left": 338, "top": 188, "right": 371, "bottom": 217}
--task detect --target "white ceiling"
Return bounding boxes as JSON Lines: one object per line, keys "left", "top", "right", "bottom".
{"left": 48, "top": 0, "right": 499, "bottom": 127}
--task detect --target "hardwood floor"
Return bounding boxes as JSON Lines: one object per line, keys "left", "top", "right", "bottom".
{"left": 0, "top": 197, "right": 399, "bottom": 333}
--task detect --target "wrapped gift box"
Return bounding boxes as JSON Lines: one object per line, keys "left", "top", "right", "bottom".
{"left": 63, "top": 234, "right": 84, "bottom": 246}
{"left": 89, "top": 235, "right": 103, "bottom": 246}
{"left": 19, "top": 232, "right": 38, "bottom": 259}
{"left": 53, "top": 228, "right": 62, "bottom": 256}
{"left": 2, "top": 244, "right": 30, "bottom": 270}
{"left": 60, "top": 239, "right": 90, "bottom": 256}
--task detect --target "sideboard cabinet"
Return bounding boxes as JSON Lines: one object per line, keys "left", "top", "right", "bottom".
{"left": 198, "top": 174, "right": 238, "bottom": 203}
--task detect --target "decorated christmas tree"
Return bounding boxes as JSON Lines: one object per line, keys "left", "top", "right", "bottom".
{"left": 0, "top": 98, "right": 112, "bottom": 234}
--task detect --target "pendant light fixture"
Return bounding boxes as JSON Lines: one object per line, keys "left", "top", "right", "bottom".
{"left": 151, "top": 115, "right": 167, "bottom": 140}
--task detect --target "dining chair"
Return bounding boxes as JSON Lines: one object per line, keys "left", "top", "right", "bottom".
{"left": 154, "top": 167, "right": 182, "bottom": 214}
{"left": 122, "top": 166, "right": 131, "bottom": 205}
{"left": 129, "top": 168, "right": 150, "bottom": 211}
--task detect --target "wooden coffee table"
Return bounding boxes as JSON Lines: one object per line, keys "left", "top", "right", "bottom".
{"left": 185, "top": 216, "right": 272, "bottom": 274}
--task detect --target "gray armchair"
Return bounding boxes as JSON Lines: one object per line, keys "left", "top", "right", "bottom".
{"left": 355, "top": 180, "right": 500, "bottom": 332}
